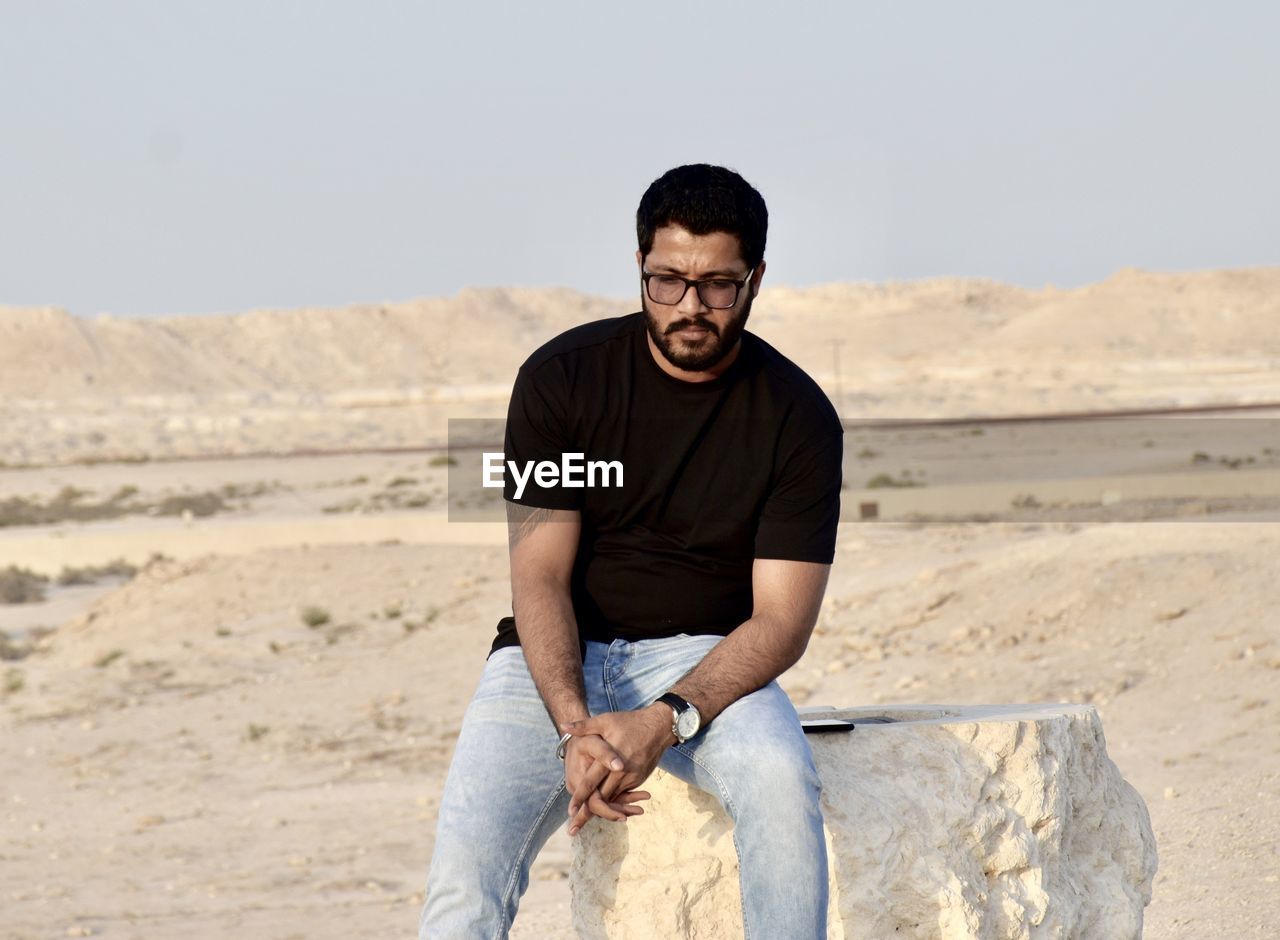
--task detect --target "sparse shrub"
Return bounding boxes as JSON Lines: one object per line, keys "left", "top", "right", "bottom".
{"left": 53, "top": 485, "right": 91, "bottom": 505}
{"left": 0, "top": 566, "right": 49, "bottom": 604}
{"left": 1217, "top": 455, "right": 1253, "bottom": 469}
{"left": 73, "top": 454, "right": 149, "bottom": 466}
{"left": 215, "top": 628, "right": 231, "bottom": 637}
{"left": 155, "top": 492, "right": 226, "bottom": 517}
{"left": 3, "top": 668, "right": 23, "bottom": 695}
{"left": 0, "top": 487, "right": 200, "bottom": 528}
{"left": 301, "top": 606, "right": 331, "bottom": 628}
{"left": 866, "top": 473, "right": 922, "bottom": 490}
{"left": 383, "top": 604, "right": 402, "bottom": 620}
{"left": 387, "top": 476, "right": 418, "bottom": 488}
{"left": 1191, "top": 451, "right": 1212, "bottom": 465}
{"left": 403, "top": 608, "right": 440, "bottom": 634}
{"left": 855, "top": 447, "right": 880, "bottom": 460}
{"left": 245, "top": 723, "right": 270, "bottom": 741}
{"left": 218, "top": 481, "right": 278, "bottom": 499}
{"left": 429, "top": 454, "right": 458, "bottom": 467}
{"left": 323, "top": 622, "right": 359, "bottom": 645}
{"left": 56, "top": 557, "right": 138, "bottom": 586}
{"left": 0, "top": 496, "right": 45, "bottom": 527}
{"left": 94, "top": 649, "right": 125, "bottom": 668}
{"left": 0, "top": 630, "right": 31, "bottom": 661}
{"left": 55, "top": 567, "right": 96, "bottom": 587}
{"left": 1011, "top": 493, "right": 1042, "bottom": 510}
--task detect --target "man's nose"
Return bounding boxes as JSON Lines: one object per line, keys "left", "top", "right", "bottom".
{"left": 676, "top": 280, "right": 709, "bottom": 316}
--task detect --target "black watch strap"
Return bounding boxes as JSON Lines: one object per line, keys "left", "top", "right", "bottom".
{"left": 657, "top": 692, "right": 692, "bottom": 713}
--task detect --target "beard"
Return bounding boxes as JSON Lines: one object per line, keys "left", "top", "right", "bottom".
{"left": 642, "top": 290, "right": 754, "bottom": 373}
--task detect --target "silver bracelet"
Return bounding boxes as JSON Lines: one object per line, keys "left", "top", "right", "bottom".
{"left": 556, "top": 732, "right": 574, "bottom": 761}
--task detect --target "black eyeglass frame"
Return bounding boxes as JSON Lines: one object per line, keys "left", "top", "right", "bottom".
{"left": 641, "top": 265, "right": 757, "bottom": 310}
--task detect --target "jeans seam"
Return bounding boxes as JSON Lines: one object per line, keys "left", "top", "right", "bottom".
{"left": 496, "top": 779, "right": 566, "bottom": 938}
{"left": 604, "top": 644, "right": 618, "bottom": 712}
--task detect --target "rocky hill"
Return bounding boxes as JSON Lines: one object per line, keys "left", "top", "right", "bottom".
{"left": 3, "top": 268, "right": 1279, "bottom": 466}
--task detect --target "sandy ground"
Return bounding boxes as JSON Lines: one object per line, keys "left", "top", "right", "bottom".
{"left": 2, "top": 470, "right": 1278, "bottom": 937}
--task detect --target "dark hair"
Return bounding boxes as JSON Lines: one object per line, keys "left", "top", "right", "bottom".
{"left": 636, "top": 164, "right": 768, "bottom": 269}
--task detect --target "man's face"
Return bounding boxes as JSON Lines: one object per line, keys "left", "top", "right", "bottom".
{"left": 637, "top": 225, "right": 764, "bottom": 377}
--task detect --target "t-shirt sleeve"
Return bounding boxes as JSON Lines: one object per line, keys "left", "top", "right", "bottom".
{"left": 502, "top": 361, "right": 583, "bottom": 510}
{"left": 753, "top": 419, "right": 843, "bottom": 564}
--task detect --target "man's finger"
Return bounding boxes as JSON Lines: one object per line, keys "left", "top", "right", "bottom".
{"left": 566, "top": 787, "right": 651, "bottom": 835}
{"left": 570, "top": 759, "right": 612, "bottom": 814}
{"left": 568, "top": 792, "right": 621, "bottom": 836}
{"left": 567, "top": 802, "right": 592, "bottom": 836}
{"left": 574, "top": 733, "right": 626, "bottom": 772}
{"left": 561, "top": 716, "right": 614, "bottom": 745}
{"left": 598, "top": 767, "right": 639, "bottom": 803}
{"left": 566, "top": 726, "right": 626, "bottom": 772}
{"left": 587, "top": 788, "right": 625, "bottom": 822}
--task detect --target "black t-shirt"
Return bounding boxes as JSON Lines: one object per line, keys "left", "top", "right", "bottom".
{"left": 490, "top": 312, "right": 842, "bottom": 655}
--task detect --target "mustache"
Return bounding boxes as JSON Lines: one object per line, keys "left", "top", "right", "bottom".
{"left": 665, "top": 317, "right": 720, "bottom": 337}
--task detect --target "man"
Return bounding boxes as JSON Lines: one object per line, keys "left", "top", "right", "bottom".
{"left": 420, "top": 164, "right": 843, "bottom": 938}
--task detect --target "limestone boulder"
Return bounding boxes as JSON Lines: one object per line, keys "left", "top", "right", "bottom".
{"left": 571, "top": 704, "right": 1156, "bottom": 939}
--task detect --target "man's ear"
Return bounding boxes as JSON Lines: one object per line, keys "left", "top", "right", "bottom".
{"left": 635, "top": 249, "right": 644, "bottom": 270}
{"left": 751, "top": 259, "right": 766, "bottom": 297}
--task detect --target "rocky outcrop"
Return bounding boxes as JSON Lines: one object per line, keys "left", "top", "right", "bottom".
{"left": 571, "top": 704, "right": 1157, "bottom": 939}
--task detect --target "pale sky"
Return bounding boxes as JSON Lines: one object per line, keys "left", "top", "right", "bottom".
{"left": 2, "top": 1, "right": 1277, "bottom": 317}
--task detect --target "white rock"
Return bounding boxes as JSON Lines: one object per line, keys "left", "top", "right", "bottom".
{"left": 571, "top": 704, "right": 1156, "bottom": 939}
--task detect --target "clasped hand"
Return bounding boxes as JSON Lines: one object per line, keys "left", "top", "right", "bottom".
{"left": 560, "top": 705, "right": 673, "bottom": 836}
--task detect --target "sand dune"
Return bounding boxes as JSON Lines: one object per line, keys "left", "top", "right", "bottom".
{"left": 5, "top": 268, "right": 1280, "bottom": 402}
{"left": 4, "top": 268, "right": 1280, "bottom": 467}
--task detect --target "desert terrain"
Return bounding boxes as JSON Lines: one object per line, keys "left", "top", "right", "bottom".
{"left": 2, "top": 270, "right": 1279, "bottom": 938}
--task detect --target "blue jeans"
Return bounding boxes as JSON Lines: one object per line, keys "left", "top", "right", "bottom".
{"left": 419, "top": 634, "right": 828, "bottom": 939}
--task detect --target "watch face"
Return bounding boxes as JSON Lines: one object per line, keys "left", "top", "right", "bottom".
{"left": 675, "top": 707, "right": 701, "bottom": 740}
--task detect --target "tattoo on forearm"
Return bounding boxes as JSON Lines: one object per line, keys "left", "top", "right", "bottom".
{"left": 507, "top": 503, "right": 554, "bottom": 549}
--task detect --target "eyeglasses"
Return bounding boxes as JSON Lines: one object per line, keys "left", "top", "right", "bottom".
{"left": 641, "top": 266, "right": 755, "bottom": 309}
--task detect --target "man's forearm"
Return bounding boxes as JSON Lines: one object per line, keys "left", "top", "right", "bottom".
{"left": 667, "top": 612, "right": 809, "bottom": 725}
{"left": 507, "top": 503, "right": 589, "bottom": 730}
{"left": 512, "top": 581, "right": 590, "bottom": 729}
{"left": 666, "top": 559, "right": 831, "bottom": 725}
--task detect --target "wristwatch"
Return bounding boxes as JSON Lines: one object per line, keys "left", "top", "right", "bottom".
{"left": 657, "top": 692, "right": 702, "bottom": 744}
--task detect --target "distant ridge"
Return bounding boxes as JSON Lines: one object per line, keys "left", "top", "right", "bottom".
{"left": 5, "top": 268, "right": 1280, "bottom": 469}
{"left": 0, "top": 288, "right": 629, "bottom": 400}
{"left": 3, "top": 269, "right": 1279, "bottom": 402}
{"left": 5, "top": 270, "right": 1274, "bottom": 407}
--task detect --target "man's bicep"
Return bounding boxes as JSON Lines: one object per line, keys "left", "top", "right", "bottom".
{"left": 750, "top": 558, "right": 831, "bottom": 632}
{"left": 507, "top": 503, "right": 581, "bottom": 585}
